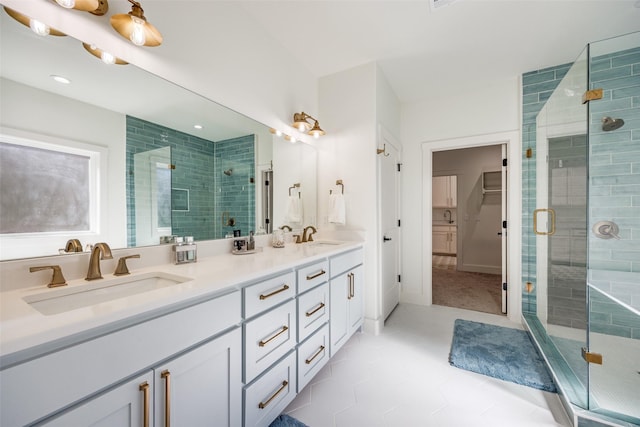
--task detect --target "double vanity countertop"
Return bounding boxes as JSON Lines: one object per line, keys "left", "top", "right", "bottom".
{"left": 0, "top": 240, "right": 362, "bottom": 367}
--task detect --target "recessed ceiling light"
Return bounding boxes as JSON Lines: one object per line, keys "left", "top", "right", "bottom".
{"left": 194, "top": 124, "right": 203, "bottom": 129}
{"left": 50, "top": 75, "right": 71, "bottom": 84}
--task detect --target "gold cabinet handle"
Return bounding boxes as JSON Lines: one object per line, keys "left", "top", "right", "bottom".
{"left": 305, "top": 302, "right": 325, "bottom": 317}
{"left": 533, "top": 208, "right": 556, "bottom": 236}
{"left": 139, "top": 381, "right": 150, "bottom": 427}
{"left": 258, "top": 380, "right": 288, "bottom": 409}
{"left": 161, "top": 370, "right": 171, "bottom": 427}
{"left": 347, "top": 272, "right": 355, "bottom": 299}
{"left": 306, "top": 269, "right": 326, "bottom": 280}
{"left": 259, "top": 326, "right": 289, "bottom": 347}
{"left": 259, "top": 284, "right": 290, "bottom": 300}
{"left": 305, "top": 345, "right": 326, "bottom": 365}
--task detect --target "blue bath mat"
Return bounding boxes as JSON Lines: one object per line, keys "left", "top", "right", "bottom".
{"left": 449, "top": 319, "right": 557, "bottom": 392}
{"left": 269, "top": 414, "right": 309, "bottom": 427}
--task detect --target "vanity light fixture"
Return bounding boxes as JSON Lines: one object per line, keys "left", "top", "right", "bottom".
{"left": 292, "top": 112, "right": 325, "bottom": 138}
{"left": 82, "top": 43, "right": 128, "bottom": 65}
{"left": 53, "top": 0, "right": 109, "bottom": 16}
{"left": 3, "top": 7, "right": 66, "bottom": 36}
{"left": 110, "top": 0, "right": 162, "bottom": 47}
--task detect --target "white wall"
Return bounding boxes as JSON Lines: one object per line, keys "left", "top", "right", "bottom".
{"left": 0, "top": 78, "right": 126, "bottom": 258}
{"left": 400, "top": 76, "right": 521, "bottom": 319}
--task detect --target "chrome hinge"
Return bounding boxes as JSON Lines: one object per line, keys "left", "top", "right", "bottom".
{"left": 581, "top": 347, "right": 603, "bottom": 365}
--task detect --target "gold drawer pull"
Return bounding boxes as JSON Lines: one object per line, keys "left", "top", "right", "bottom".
{"left": 259, "top": 326, "right": 289, "bottom": 347}
{"left": 306, "top": 269, "right": 326, "bottom": 280}
{"left": 161, "top": 370, "right": 171, "bottom": 427}
{"left": 258, "top": 380, "right": 288, "bottom": 409}
{"left": 139, "top": 381, "right": 150, "bottom": 427}
{"left": 305, "top": 345, "right": 326, "bottom": 365}
{"left": 347, "top": 272, "right": 355, "bottom": 300}
{"left": 305, "top": 302, "right": 325, "bottom": 317}
{"left": 259, "top": 284, "right": 290, "bottom": 300}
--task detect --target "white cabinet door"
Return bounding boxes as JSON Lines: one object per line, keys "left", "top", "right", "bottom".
{"left": 347, "top": 265, "right": 364, "bottom": 334}
{"left": 154, "top": 328, "right": 242, "bottom": 427}
{"left": 330, "top": 270, "right": 349, "bottom": 357}
{"left": 432, "top": 176, "right": 457, "bottom": 207}
{"left": 432, "top": 229, "right": 449, "bottom": 253}
{"left": 330, "top": 265, "right": 364, "bottom": 357}
{"left": 39, "top": 372, "right": 154, "bottom": 427}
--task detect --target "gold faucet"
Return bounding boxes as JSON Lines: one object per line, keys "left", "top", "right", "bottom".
{"left": 86, "top": 243, "right": 113, "bottom": 280}
{"left": 64, "top": 239, "right": 83, "bottom": 253}
{"left": 29, "top": 265, "right": 67, "bottom": 288}
{"left": 280, "top": 225, "right": 292, "bottom": 232}
{"left": 302, "top": 226, "right": 317, "bottom": 243}
{"left": 114, "top": 254, "right": 140, "bottom": 276}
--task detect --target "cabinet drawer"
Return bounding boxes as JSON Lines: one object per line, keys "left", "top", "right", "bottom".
{"left": 296, "top": 260, "right": 329, "bottom": 293}
{"left": 330, "top": 248, "right": 363, "bottom": 278}
{"left": 297, "top": 282, "right": 329, "bottom": 342}
{"left": 244, "top": 299, "right": 297, "bottom": 383}
{"left": 297, "top": 323, "right": 329, "bottom": 392}
{"left": 244, "top": 351, "right": 297, "bottom": 427}
{"left": 244, "top": 271, "right": 296, "bottom": 319}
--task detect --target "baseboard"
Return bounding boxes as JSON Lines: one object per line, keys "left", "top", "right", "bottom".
{"left": 461, "top": 263, "right": 501, "bottom": 275}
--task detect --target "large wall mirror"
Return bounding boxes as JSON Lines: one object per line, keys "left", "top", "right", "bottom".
{"left": 0, "top": 8, "right": 317, "bottom": 260}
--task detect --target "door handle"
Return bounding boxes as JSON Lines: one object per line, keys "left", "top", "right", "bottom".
{"left": 383, "top": 236, "right": 392, "bottom": 242}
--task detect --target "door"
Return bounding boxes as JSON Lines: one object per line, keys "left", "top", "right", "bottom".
{"left": 154, "top": 328, "right": 242, "bottom": 427}
{"left": 378, "top": 127, "right": 401, "bottom": 321}
{"left": 40, "top": 372, "right": 154, "bottom": 427}
{"left": 500, "top": 144, "right": 508, "bottom": 314}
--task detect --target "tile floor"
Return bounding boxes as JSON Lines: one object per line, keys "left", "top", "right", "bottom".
{"left": 284, "top": 303, "right": 572, "bottom": 427}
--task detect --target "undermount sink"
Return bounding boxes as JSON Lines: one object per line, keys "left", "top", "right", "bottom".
{"left": 308, "top": 240, "right": 345, "bottom": 246}
{"left": 24, "top": 272, "right": 193, "bottom": 316}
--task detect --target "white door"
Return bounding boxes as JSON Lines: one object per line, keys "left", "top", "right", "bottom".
{"left": 379, "top": 128, "right": 401, "bottom": 321}
{"left": 501, "top": 144, "right": 508, "bottom": 314}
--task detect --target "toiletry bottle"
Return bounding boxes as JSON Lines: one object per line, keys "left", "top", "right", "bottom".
{"left": 248, "top": 231, "right": 255, "bottom": 251}
{"left": 174, "top": 236, "right": 185, "bottom": 263}
{"left": 185, "top": 236, "right": 197, "bottom": 261}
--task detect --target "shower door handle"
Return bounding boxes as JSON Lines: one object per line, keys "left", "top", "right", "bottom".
{"left": 533, "top": 208, "right": 556, "bottom": 236}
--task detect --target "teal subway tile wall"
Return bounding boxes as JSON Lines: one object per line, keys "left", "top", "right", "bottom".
{"left": 587, "top": 46, "right": 640, "bottom": 338}
{"left": 521, "top": 62, "right": 571, "bottom": 315}
{"left": 126, "top": 116, "right": 255, "bottom": 247}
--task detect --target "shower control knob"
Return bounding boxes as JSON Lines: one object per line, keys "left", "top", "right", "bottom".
{"left": 592, "top": 221, "right": 621, "bottom": 240}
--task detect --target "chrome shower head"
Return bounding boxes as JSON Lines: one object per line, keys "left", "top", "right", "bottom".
{"left": 602, "top": 116, "right": 625, "bottom": 132}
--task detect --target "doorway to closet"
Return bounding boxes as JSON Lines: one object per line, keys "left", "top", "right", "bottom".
{"left": 431, "top": 145, "right": 505, "bottom": 315}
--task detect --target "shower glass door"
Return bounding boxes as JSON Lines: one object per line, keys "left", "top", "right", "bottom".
{"left": 533, "top": 46, "right": 590, "bottom": 408}
{"left": 585, "top": 32, "right": 640, "bottom": 424}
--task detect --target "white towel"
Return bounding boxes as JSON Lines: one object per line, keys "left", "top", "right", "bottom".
{"left": 328, "top": 193, "right": 346, "bottom": 225}
{"left": 285, "top": 195, "right": 303, "bottom": 223}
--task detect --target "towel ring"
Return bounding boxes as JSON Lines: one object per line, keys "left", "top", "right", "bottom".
{"left": 289, "top": 183, "right": 301, "bottom": 198}
{"left": 330, "top": 180, "right": 344, "bottom": 195}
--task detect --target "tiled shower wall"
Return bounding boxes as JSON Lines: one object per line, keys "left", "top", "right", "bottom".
{"left": 521, "top": 45, "right": 640, "bottom": 338}
{"left": 521, "top": 62, "right": 571, "bottom": 315}
{"left": 126, "top": 116, "right": 255, "bottom": 246}
{"left": 587, "top": 46, "right": 640, "bottom": 338}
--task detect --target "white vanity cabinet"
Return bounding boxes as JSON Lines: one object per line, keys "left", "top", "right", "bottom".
{"left": 1, "top": 291, "right": 242, "bottom": 427}
{"left": 329, "top": 248, "right": 364, "bottom": 357}
{"left": 433, "top": 175, "right": 457, "bottom": 208}
{"left": 39, "top": 328, "right": 242, "bottom": 427}
{"left": 432, "top": 225, "right": 457, "bottom": 255}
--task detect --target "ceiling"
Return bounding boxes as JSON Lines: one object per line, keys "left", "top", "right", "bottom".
{"left": 237, "top": 0, "right": 640, "bottom": 102}
{"left": 3, "top": 1, "right": 640, "bottom": 109}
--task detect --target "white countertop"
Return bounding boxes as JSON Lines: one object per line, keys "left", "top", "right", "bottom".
{"left": 0, "top": 240, "right": 362, "bottom": 366}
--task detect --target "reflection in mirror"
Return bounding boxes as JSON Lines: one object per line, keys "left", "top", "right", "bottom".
{"left": 0, "top": 7, "right": 317, "bottom": 260}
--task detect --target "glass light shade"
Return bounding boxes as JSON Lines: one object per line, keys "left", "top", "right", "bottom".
{"left": 29, "top": 19, "right": 50, "bottom": 36}
{"left": 308, "top": 121, "right": 325, "bottom": 138}
{"left": 129, "top": 16, "right": 146, "bottom": 46}
{"left": 101, "top": 51, "right": 116, "bottom": 65}
{"left": 55, "top": 0, "right": 76, "bottom": 9}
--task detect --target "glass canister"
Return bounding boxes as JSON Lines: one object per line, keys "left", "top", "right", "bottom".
{"left": 272, "top": 229, "right": 285, "bottom": 248}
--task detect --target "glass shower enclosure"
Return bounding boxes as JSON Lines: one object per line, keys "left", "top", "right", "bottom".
{"left": 522, "top": 31, "right": 640, "bottom": 426}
